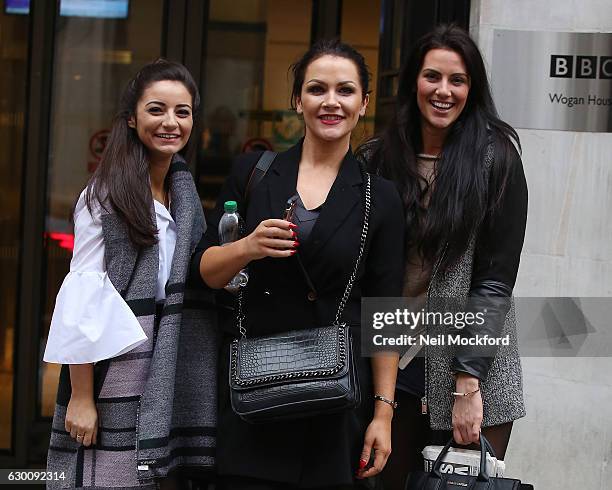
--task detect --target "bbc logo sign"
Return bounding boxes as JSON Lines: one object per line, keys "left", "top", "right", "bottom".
{"left": 550, "top": 55, "right": 612, "bottom": 79}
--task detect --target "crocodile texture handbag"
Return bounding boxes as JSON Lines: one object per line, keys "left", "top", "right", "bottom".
{"left": 229, "top": 174, "right": 371, "bottom": 424}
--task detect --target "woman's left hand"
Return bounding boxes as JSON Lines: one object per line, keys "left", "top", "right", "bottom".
{"left": 452, "top": 373, "right": 483, "bottom": 445}
{"left": 355, "top": 413, "right": 393, "bottom": 479}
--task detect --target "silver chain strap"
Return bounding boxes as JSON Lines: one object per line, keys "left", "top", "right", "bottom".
{"left": 237, "top": 288, "right": 246, "bottom": 338}
{"left": 237, "top": 173, "right": 372, "bottom": 337}
{"left": 334, "top": 173, "right": 371, "bottom": 325}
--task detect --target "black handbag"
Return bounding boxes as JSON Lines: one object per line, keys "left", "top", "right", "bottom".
{"left": 405, "top": 435, "right": 534, "bottom": 490}
{"left": 228, "top": 173, "right": 371, "bottom": 424}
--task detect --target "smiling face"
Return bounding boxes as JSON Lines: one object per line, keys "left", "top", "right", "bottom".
{"left": 416, "top": 48, "right": 470, "bottom": 140}
{"left": 295, "top": 55, "right": 368, "bottom": 144}
{"left": 128, "top": 80, "right": 193, "bottom": 164}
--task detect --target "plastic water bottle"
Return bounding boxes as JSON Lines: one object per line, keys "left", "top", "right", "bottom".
{"left": 219, "top": 200, "right": 249, "bottom": 293}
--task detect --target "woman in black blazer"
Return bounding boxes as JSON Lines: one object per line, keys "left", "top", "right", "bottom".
{"left": 192, "top": 40, "right": 404, "bottom": 489}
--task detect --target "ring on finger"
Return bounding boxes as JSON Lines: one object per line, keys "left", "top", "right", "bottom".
{"left": 76, "top": 434, "right": 84, "bottom": 440}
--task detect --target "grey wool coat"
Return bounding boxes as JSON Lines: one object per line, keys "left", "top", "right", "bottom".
{"left": 47, "top": 157, "right": 218, "bottom": 489}
{"left": 425, "top": 144, "right": 526, "bottom": 430}
{"left": 359, "top": 142, "right": 526, "bottom": 431}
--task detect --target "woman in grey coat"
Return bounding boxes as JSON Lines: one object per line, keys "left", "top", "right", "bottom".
{"left": 360, "top": 24, "right": 527, "bottom": 489}
{"left": 43, "top": 60, "right": 216, "bottom": 489}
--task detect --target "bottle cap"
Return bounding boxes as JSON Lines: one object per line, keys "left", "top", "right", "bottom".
{"left": 224, "top": 200, "right": 237, "bottom": 213}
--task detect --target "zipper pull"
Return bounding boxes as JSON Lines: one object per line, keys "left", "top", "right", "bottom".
{"left": 421, "top": 396, "right": 428, "bottom": 415}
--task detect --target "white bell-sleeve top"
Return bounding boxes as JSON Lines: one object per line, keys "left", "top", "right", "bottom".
{"left": 43, "top": 190, "right": 177, "bottom": 364}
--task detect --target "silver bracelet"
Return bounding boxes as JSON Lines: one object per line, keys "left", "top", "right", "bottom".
{"left": 452, "top": 388, "right": 481, "bottom": 397}
{"left": 374, "top": 394, "right": 398, "bottom": 409}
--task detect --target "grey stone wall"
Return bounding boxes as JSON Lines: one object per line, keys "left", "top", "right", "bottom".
{"left": 470, "top": 1, "right": 612, "bottom": 488}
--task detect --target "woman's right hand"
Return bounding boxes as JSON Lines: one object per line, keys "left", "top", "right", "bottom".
{"left": 452, "top": 373, "right": 483, "bottom": 446}
{"left": 65, "top": 395, "right": 98, "bottom": 447}
{"left": 243, "top": 219, "right": 298, "bottom": 260}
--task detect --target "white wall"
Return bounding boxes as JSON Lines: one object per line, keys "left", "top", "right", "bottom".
{"left": 470, "top": 1, "right": 612, "bottom": 488}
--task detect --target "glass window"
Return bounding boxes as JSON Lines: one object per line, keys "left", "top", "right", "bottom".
{"left": 0, "top": 4, "right": 30, "bottom": 451}
{"left": 39, "top": 0, "right": 165, "bottom": 418}
{"left": 390, "top": 0, "right": 405, "bottom": 72}
{"left": 340, "top": 0, "right": 382, "bottom": 147}
{"left": 198, "top": 0, "right": 313, "bottom": 209}
{"left": 378, "top": 0, "right": 404, "bottom": 101}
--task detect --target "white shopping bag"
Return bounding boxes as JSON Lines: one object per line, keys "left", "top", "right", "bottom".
{"left": 422, "top": 445, "right": 506, "bottom": 477}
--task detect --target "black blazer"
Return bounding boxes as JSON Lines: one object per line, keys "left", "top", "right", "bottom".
{"left": 193, "top": 140, "right": 405, "bottom": 337}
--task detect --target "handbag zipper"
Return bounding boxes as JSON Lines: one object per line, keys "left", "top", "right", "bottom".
{"left": 422, "top": 242, "right": 448, "bottom": 415}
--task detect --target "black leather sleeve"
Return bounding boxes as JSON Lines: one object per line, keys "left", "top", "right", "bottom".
{"left": 451, "top": 146, "right": 528, "bottom": 381}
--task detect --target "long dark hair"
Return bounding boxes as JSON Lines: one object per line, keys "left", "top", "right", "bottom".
{"left": 289, "top": 38, "right": 371, "bottom": 108}
{"left": 361, "top": 24, "right": 520, "bottom": 271}
{"left": 86, "top": 59, "right": 200, "bottom": 247}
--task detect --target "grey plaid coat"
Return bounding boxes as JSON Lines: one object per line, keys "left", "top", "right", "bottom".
{"left": 47, "top": 157, "right": 218, "bottom": 488}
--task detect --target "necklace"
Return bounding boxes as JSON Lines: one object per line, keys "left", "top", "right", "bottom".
{"left": 416, "top": 153, "right": 440, "bottom": 160}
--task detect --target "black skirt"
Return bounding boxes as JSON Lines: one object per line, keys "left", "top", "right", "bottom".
{"left": 216, "top": 329, "right": 375, "bottom": 488}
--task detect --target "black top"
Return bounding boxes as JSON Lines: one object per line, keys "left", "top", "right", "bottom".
{"left": 292, "top": 193, "right": 322, "bottom": 243}
{"left": 190, "top": 140, "right": 405, "bottom": 486}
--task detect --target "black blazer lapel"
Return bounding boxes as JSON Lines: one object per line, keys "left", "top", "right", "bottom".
{"left": 302, "top": 149, "right": 363, "bottom": 262}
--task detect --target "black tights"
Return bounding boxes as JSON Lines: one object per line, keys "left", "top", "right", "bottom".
{"left": 381, "top": 390, "right": 513, "bottom": 490}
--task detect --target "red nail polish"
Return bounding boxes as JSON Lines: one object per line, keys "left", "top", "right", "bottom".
{"left": 290, "top": 250, "right": 297, "bottom": 255}
{"left": 291, "top": 231, "right": 297, "bottom": 239}
{"left": 359, "top": 459, "right": 368, "bottom": 469}
{"left": 293, "top": 241, "right": 300, "bottom": 247}
{"left": 288, "top": 223, "right": 298, "bottom": 229}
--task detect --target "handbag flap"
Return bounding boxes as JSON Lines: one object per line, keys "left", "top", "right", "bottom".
{"left": 230, "top": 325, "right": 350, "bottom": 390}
